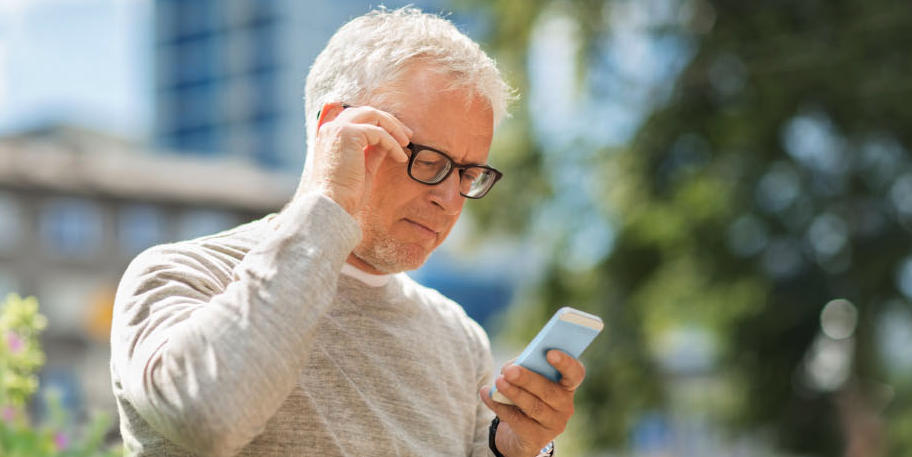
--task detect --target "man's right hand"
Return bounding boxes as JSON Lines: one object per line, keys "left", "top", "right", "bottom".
{"left": 296, "top": 102, "right": 412, "bottom": 215}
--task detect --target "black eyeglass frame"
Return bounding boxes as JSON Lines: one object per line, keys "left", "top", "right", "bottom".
{"left": 405, "top": 142, "right": 503, "bottom": 199}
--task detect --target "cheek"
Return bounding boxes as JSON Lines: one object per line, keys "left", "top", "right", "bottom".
{"left": 436, "top": 210, "right": 462, "bottom": 240}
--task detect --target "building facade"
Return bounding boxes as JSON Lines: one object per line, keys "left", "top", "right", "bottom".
{"left": 0, "top": 124, "right": 295, "bottom": 426}
{"left": 152, "top": 0, "right": 445, "bottom": 170}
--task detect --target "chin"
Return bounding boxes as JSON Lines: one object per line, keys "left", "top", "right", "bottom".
{"left": 353, "top": 242, "right": 430, "bottom": 274}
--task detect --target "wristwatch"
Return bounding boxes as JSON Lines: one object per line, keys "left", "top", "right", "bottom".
{"left": 489, "top": 416, "right": 555, "bottom": 457}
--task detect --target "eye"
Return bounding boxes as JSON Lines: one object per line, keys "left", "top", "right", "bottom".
{"left": 462, "top": 168, "right": 484, "bottom": 181}
{"left": 414, "top": 151, "right": 447, "bottom": 169}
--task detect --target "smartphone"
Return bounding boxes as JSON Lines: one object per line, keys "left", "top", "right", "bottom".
{"left": 491, "top": 307, "right": 603, "bottom": 405}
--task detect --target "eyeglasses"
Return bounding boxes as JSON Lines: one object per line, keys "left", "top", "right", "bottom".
{"left": 405, "top": 143, "right": 502, "bottom": 199}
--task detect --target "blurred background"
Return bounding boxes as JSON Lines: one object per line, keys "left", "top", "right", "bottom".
{"left": 1, "top": 0, "right": 910, "bottom": 455}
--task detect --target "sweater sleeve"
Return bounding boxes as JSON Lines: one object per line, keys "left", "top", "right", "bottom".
{"left": 470, "top": 321, "right": 497, "bottom": 457}
{"left": 110, "top": 193, "right": 361, "bottom": 456}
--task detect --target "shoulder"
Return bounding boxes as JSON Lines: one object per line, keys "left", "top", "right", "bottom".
{"left": 118, "top": 216, "right": 273, "bottom": 300}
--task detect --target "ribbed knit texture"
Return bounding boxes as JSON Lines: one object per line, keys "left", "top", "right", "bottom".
{"left": 110, "top": 193, "right": 495, "bottom": 456}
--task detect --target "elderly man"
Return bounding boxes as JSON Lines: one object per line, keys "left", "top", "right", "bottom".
{"left": 110, "top": 7, "right": 585, "bottom": 457}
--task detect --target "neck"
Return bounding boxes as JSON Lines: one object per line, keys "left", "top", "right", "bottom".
{"left": 346, "top": 253, "right": 386, "bottom": 275}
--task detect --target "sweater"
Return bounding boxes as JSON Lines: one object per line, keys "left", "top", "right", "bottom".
{"left": 109, "top": 193, "right": 496, "bottom": 456}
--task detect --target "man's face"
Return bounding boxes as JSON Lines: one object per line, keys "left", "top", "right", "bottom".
{"left": 350, "top": 69, "right": 495, "bottom": 273}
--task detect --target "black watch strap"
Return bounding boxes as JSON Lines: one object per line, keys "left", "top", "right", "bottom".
{"left": 489, "top": 416, "right": 506, "bottom": 457}
{"left": 488, "top": 416, "right": 556, "bottom": 457}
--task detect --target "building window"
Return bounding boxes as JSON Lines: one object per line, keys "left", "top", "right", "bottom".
{"left": 173, "top": 125, "right": 219, "bottom": 155}
{"left": 177, "top": 209, "right": 238, "bottom": 241}
{"left": 169, "top": 0, "right": 218, "bottom": 41}
{"left": 252, "top": 114, "right": 279, "bottom": 168}
{"left": 0, "top": 191, "right": 22, "bottom": 255}
{"left": 250, "top": 20, "right": 277, "bottom": 71}
{"left": 119, "top": 204, "right": 168, "bottom": 255}
{"left": 38, "top": 274, "right": 101, "bottom": 334}
{"left": 171, "top": 81, "right": 217, "bottom": 129}
{"left": 251, "top": 71, "right": 276, "bottom": 118}
{"left": 40, "top": 198, "right": 104, "bottom": 259}
{"left": 172, "top": 35, "right": 218, "bottom": 87}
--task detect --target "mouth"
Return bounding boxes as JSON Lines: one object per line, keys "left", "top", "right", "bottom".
{"left": 404, "top": 219, "right": 440, "bottom": 237}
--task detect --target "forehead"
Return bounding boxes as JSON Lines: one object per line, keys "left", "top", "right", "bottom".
{"left": 380, "top": 68, "right": 494, "bottom": 163}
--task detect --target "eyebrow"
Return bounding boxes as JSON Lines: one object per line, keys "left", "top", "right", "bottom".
{"left": 412, "top": 142, "right": 489, "bottom": 168}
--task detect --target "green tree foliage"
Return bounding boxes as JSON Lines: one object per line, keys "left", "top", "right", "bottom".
{"left": 0, "top": 294, "right": 122, "bottom": 457}
{"left": 456, "top": 0, "right": 912, "bottom": 454}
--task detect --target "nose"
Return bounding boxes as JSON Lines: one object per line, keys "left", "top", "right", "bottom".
{"left": 428, "top": 171, "right": 464, "bottom": 215}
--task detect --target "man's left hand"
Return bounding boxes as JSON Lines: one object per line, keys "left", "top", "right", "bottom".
{"left": 480, "top": 350, "right": 585, "bottom": 457}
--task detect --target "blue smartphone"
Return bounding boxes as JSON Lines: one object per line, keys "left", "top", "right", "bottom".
{"left": 491, "top": 306, "right": 603, "bottom": 405}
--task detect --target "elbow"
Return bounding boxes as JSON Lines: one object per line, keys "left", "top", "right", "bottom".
{"left": 130, "top": 392, "right": 256, "bottom": 457}
{"left": 126, "top": 349, "right": 259, "bottom": 456}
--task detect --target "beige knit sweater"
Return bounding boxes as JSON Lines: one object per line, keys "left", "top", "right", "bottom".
{"left": 109, "top": 193, "right": 495, "bottom": 456}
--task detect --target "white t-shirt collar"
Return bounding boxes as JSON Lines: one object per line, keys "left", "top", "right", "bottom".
{"left": 340, "top": 262, "right": 392, "bottom": 287}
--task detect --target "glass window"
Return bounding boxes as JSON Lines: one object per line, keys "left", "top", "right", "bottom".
{"left": 174, "top": 36, "right": 218, "bottom": 86}
{"left": 172, "top": 82, "right": 217, "bottom": 131}
{"left": 252, "top": 114, "right": 279, "bottom": 168}
{"left": 38, "top": 274, "right": 100, "bottom": 334}
{"left": 119, "top": 204, "right": 168, "bottom": 255}
{"left": 173, "top": 126, "right": 219, "bottom": 155}
{"left": 40, "top": 198, "right": 104, "bottom": 259}
{"left": 0, "top": 191, "right": 22, "bottom": 254}
{"left": 250, "top": 21, "right": 277, "bottom": 71}
{"left": 173, "top": 0, "right": 216, "bottom": 39}
{"left": 177, "top": 209, "right": 238, "bottom": 241}
{"left": 251, "top": 72, "right": 276, "bottom": 118}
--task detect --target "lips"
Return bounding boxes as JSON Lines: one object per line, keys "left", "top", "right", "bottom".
{"left": 404, "top": 218, "right": 442, "bottom": 236}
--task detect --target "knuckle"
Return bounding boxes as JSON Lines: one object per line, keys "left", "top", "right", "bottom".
{"left": 544, "top": 382, "right": 560, "bottom": 401}
{"left": 513, "top": 368, "right": 526, "bottom": 384}
{"left": 528, "top": 399, "right": 545, "bottom": 418}
{"left": 507, "top": 406, "right": 525, "bottom": 423}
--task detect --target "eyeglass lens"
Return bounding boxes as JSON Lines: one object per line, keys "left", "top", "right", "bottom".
{"left": 409, "top": 148, "right": 497, "bottom": 198}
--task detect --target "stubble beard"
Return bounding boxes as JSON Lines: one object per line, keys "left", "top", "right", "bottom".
{"left": 352, "top": 206, "right": 431, "bottom": 274}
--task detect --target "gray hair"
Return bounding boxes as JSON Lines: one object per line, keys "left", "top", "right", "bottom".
{"left": 303, "top": 7, "right": 515, "bottom": 156}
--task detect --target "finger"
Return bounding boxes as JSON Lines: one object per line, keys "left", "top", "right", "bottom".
{"left": 494, "top": 375, "right": 565, "bottom": 431}
{"left": 347, "top": 124, "right": 404, "bottom": 161}
{"left": 479, "top": 386, "right": 543, "bottom": 434}
{"left": 340, "top": 106, "right": 413, "bottom": 148}
{"left": 353, "top": 123, "right": 408, "bottom": 163}
{"left": 547, "top": 350, "right": 586, "bottom": 391}
{"left": 503, "top": 365, "right": 573, "bottom": 413}
{"left": 500, "top": 357, "right": 518, "bottom": 375}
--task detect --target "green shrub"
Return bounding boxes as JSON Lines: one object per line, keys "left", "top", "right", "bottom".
{"left": 0, "top": 293, "right": 122, "bottom": 457}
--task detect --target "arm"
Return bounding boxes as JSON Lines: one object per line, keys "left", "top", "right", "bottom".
{"left": 112, "top": 102, "right": 411, "bottom": 456}
{"left": 111, "top": 194, "right": 360, "bottom": 456}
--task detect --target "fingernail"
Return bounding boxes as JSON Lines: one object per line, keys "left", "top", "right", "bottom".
{"left": 505, "top": 366, "right": 520, "bottom": 382}
{"left": 549, "top": 351, "right": 563, "bottom": 363}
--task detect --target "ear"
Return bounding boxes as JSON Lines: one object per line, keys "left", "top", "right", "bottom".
{"left": 316, "top": 102, "right": 346, "bottom": 131}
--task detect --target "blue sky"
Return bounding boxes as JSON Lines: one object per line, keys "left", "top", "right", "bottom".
{"left": 0, "top": 0, "right": 151, "bottom": 138}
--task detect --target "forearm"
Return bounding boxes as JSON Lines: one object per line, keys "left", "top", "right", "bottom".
{"left": 112, "top": 193, "right": 360, "bottom": 455}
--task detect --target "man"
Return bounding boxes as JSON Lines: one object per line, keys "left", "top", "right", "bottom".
{"left": 110, "top": 7, "right": 586, "bottom": 456}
